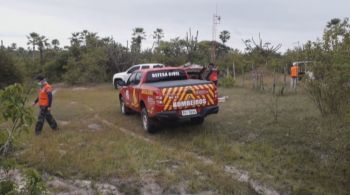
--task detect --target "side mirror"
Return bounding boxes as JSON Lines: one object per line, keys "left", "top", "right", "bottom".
{"left": 119, "top": 80, "right": 126, "bottom": 87}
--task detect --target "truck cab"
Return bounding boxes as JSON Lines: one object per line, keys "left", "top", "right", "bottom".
{"left": 112, "top": 63, "right": 164, "bottom": 88}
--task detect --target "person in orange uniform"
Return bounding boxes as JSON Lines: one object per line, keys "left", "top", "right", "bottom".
{"left": 206, "top": 63, "right": 219, "bottom": 86}
{"left": 33, "top": 76, "right": 58, "bottom": 135}
{"left": 290, "top": 63, "right": 299, "bottom": 89}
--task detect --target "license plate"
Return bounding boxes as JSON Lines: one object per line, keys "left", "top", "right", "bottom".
{"left": 181, "top": 109, "right": 197, "bottom": 116}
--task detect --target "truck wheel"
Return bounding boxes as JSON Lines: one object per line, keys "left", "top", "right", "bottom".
{"left": 114, "top": 79, "right": 123, "bottom": 89}
{"left": 190, "top": 117, "right": 204, "bottom": 125}
{"left": 141, "top": 107, "right": 157, "bottom": 133}
{"left": 120, "top": 97, "right": 131, "bottom": 115}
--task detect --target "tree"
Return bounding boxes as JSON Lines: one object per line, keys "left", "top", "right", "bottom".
{"left": 322, "top": 18, "right": 350, "bottom": 65}
{"left": 51, "top": 39, "right": 60, "bottom": 50}
{"left": 323, "top": 18, "right": 350, "bottom": 51}
{"left": 184, "top": 28, "right": 199, "bottom": 63}
{"left": 84, "top": 31, "right": 99, "bottom": 48}
{"left": 243, "top": 33, "right": 282, "bottom": 66}
{"left": 152, "top": 28, "right": 164, "bottom": 51}
{"left": 27, "top": 32, "right": 39, "bottom": 64}
{"left": 131, "top": 27, "right": 146, "bottom": 63}
{"left": 63, "top": 30, "right": 109, "bottom": 84}
{"left": 0, "top": 84, "right": 33, "bottom": 156}
{"left": 219, "top": 30, "right": 231, "bottom": 45}
{"left": 131, "top": 27, "right": 146, "bottom": 53}
{"left": 37, "top": 35, "right": 50, "bottom": 66}
{"left": 70, "top": 32, "right": 82, "bottom": 47}
{"left": 10, "top": 43, "right": 17, "bottom": 51}
{"left": 299, "top": 18, "right": 350, "bottom": 117}
{"left": 104, "top": 39, "right": 131, "bottom": 74}
{"left": 0, "top": 50, "right": 22, "bottom": 89}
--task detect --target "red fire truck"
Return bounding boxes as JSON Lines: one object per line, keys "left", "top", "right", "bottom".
{"left": 118, "top": 67, "right": 219, "bottom": 133}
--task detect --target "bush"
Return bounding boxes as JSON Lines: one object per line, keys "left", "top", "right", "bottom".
{"left": 43, "top": 52, "right": 68, "bottom": 83}
{"left": 0, "top": 50, "right": 22, "bottom": 89}
{"left": 24, "top": 169, "right": 46, "bottom": 195}
{"left": 63, "top": 48, "right": 108, "bottom": 85}
{"left": 304, "top": 63, "right": 350, "bottom": 117}
{"left": 0, "top": 180, "right": 17, "bottom": 195}
{"left": 219, "top": 75, "right": 235, "bottom": 88}
{"left": 0, "top": 84, "right": 34, "bottom": 155}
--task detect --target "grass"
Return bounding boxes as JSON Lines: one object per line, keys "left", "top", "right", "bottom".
{"left": 7, "top": 82, "right": 350, "bottom": 194}
{"left": 13, "top": 85, "right": 255, "bottom": 194}
{"left": 157, "top": 86, "right": 350, "bottom": 194}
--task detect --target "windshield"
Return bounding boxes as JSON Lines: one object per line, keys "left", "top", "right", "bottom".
{"left": 126, "top": 66, "right": 140, "bottom": 74}
{"left": 145, "top": 69, "right": 187, "bottom": 83}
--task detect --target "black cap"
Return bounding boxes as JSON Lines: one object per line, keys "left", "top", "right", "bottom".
{"left": 35, "top": 75, "right": 45, "bottom": 81}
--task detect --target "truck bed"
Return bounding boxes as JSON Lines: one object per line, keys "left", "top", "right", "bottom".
{"left": 144, "top": 79, "right": 212, "bottom": 88}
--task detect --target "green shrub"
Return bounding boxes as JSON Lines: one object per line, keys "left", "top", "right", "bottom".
{"left": 0, "top": 84, "right": 34, "bottom": 155}
{"left": 304, "top": 63, "right": 350, "bottom": 117}
{"left": 63, "top": 48, "right": 108, "bottom": 85}
{"left": 219, "top": 75, "right": 235, "bottom": 88}
{"left": 0, "top": 158, "right": 16, "bottom": 171}
{"left": 0, "top": 50, "right": 22, "bottom": 89}
{"left": 24, "top": 169, "right": 46, "bottom": 195}
{"left": 0, "top": 180, "right": 17, "bottom": 195}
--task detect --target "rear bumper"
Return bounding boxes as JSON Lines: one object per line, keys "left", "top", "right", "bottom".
{"left": 155, "top": 105, "right": 219, "bottom": 121}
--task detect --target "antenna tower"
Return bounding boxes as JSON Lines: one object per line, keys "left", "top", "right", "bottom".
{"left": 211, "top": 7, "right": 221, "bottom": 63}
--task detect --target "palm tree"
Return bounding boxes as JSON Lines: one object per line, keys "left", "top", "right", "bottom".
{"left": 51, "top": 39, "right": 60, "bottom": 50}
{"left": 27, "top": 32, "right": 39, "bottom": 63}
{"left": 10, "top": 43, "right": 17, "bottom": 50}
{"left": 152, "top": 28, "right": 164, "bottom": 52}
{"left": 130, "top": 27, "right": 146, "bottom": 64}
{"left": 37, "top": 35, "right": 50, "bottom": 66}
{"left": 131, "top": 27, "right": 146, "bottom": 53}
{"left": 70, "top": 32, "right": 81, "bottom": 46}
{"left": 85, "top": 31, "right": 99, "bottom": 48}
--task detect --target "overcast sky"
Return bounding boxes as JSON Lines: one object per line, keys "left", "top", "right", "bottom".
{"left": 0, "top": 0, "right": 349, "bottom": 52}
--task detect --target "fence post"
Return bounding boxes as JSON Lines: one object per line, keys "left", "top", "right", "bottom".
{"left": 273, "top": 68, "right": 276, "bottom": 94}
{"left": 251, "top": 64, "right": 255, "bottom": 89}
{"left": 232, "top": 61, "right": 236, "bottom": 80}
{"left": 241, "top": 65, "right": 245, "bottom": 87}
{"left": 284, "top": 64, "right": 287, "bottom": 87}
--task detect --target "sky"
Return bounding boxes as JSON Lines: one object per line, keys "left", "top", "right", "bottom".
{"left": 0, "top": 0, "right": 349, "bottom": 53}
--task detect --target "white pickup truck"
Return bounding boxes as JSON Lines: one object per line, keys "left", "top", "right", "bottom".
{"left": 112, "top": 63, "right": 165, "bottom": 88}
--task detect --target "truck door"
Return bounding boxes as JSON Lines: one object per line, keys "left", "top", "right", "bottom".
{"left": 124, "top": 73, "right": 136, "bottom": 107}
{"left": 127, "top": 72, "right": 142, "bottom": 110}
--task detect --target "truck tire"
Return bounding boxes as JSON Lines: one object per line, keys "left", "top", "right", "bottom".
{"left": 190, "top": 117, "right": 204, "bottom": 125}
{"left": 120, "top": 97, "right": 131, "bottom": 115}
{"left": 141, "top": 107, "right": 157, "bottom": 133}
{"left": 114, "top": 79, "right": 123, "bottom": 89}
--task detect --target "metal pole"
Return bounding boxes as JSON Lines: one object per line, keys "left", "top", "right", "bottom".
{"left": 232, "top": 61, "right": 236, "bottom": 80}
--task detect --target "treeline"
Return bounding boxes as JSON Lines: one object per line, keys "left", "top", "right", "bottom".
{"left": 0, "top": 18, "right": 349, "bottom": 87}
{"left": 0, "top": 28, "right": 233, "bottom": 85}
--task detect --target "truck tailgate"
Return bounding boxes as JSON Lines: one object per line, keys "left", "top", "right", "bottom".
{"left": 147, "top": 80, "right": 217, "bottom": 111}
